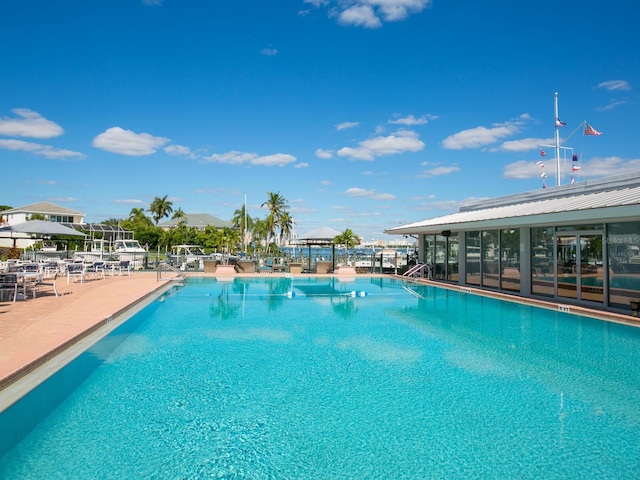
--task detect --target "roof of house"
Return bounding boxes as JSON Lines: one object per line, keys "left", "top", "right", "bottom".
{"left": 386, "top": 172, "right": 640, "bottom": 235}
{"left": 1, "top": 201, "right": 85, "bottom": 216}
{"left": 159, "top": 213, "right": 232, "bottom": 229}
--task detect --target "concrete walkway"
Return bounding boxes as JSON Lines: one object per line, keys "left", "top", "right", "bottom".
{"left": 0, "top": 272, "right": 171, "bottom": 392}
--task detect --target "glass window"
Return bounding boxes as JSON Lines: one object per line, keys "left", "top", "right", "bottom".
{"left": 501, "top": 228, "right": 520, "bottom": 292}
{"left": 482, "top": 230, "right": 499, "bottom": 288}
{"left": 531, "top": 227, "right": 554, "bottom": 297}
{"left": 466, "top": 231, "right": 481, "bottom": 285}
{"left": 607, "top": 221, "right": 640, "bottom": 309}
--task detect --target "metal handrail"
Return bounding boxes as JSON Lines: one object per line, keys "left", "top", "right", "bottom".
{"left": 157, "top": 261, "right": 187, "bottom": 283}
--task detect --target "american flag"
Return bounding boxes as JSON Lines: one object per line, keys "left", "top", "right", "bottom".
{"left": 584, "top": 123, "right": 602, "bottom": 136}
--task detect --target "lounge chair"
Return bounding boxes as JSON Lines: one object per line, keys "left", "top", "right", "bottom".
{"left": 113, "top": 260, "right": 131, "bottom": 276}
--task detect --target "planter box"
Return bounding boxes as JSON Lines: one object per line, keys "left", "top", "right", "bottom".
{"left": 203, "top": 260, "right": 218, "bottom": 273}
{"left": 288, "top": 263, "right": 302, "bottom": 275}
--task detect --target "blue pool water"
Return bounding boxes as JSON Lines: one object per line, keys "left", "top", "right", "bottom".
{"left": 1, "top": 277, "right": 640, "bottom": 478}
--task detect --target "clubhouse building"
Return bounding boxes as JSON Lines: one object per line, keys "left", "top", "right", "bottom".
{"left": 386, "top": 172, "right": 640, "bottom": 315}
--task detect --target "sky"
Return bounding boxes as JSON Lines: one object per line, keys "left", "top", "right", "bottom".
{"left": 1, "top": 0, "right": 639, "bottom": 243}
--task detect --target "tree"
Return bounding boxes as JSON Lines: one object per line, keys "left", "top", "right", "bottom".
{"left": 128, "top": 207, "right": 149, "bottom": 223}
{"left": 148, "top": 195, "right": 173, "bottom": 225}
{"left": 232, "top": 203, "right": 254, "bottom": 251}
{"left": 261, "top": 192, "right": 289, "bottom": 246}
{"left": 334, "top": 229, "right": 361, "bottom": 265}
{"left": 171, "top": 208, "right": 188, "bottom": 225}
{"left": 278, "top": 211, "right": 294, "bottom": 246}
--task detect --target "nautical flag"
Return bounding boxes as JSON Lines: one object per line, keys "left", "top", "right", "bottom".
{"left": 536, "top": 160, "right": 544, "bottom": 168}
{"left": 541, "top": 171, "right": 547, "bottom": 178}
{"left": 555, "top": 117, "right": 567, "bottom": 127}
{"left": 572, "top": 154, "right": 579, "bottom": 162}
{"left": 572, "top": 165, "right": 581, "bottom": 172}
{"left": 584, "top": 123, "right": 602, "bottom": 136}
{"left": 543, "top": 183, "right": 547, "bottom": 189}
{"left": 571, "top": 176, "right": 575, "bottom": 184}
{"left": 540, "top": 150, "right": 547, "bottom": 157}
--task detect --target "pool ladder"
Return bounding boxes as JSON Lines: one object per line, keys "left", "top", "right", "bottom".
{"left": 157, "top": 262, "right": 187, "bottom": 284}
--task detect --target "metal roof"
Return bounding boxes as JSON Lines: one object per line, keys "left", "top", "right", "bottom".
{"left": 386, "top": 173, "right": 640, "bottom": 235}
{"left": 2, "top": 201, "right": 84, "bottom": 216}
{"left": 158, "top": 213, "right": 232, "bottom": 229}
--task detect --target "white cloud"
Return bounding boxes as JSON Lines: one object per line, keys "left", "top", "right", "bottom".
{"left": 323, "top": 0, "right": 432, "bottom": 28}
{"left": 315, "top": 148, "right": 333, "bottom": 159}
{"left": 338, "top": 5, "right": 382, "bottom": 28}
{"left": 38, "top": 179, "right": 58, "bottom": 185}
{"left": 597, "top": 99, "right": 628, "bottom": 112}
{"left": 597, "top": 80, "right": 631, "bottom": 91}
{"left": 337, "top": 129, "right": 424, "bottom": 160}
{"left": 503, "top": 156, "right": 640, "bottom": 180}
{"left": 442, "top": 118, "right": 523, "bottom": 150}
{"left": 142, "top": 0, "right": 163, "bottom": 5}
{"left": 261, "top": 48, "right": 278, "bottom": 56}
{"left": 346, "top": 187, "right": 396, "bottom": 200}
{"left": 294, "top": 162, "right": 309, "bottom": 168}
{"left": 579, "top": 156, "right": 640, "bottom": 177}
{"left": 498, "top": 137, "right": 555, "bottom": 153}
{"left": 113, "top": 198, "right": 146, "bottom": 205}
{"left": 336, "top": 121, "right": 360, "bottom": 130}
{"left": 164, "top": 144, "right": 196, "bottom": 158}
{"left": 203, "top": 150, "right": 297, "bottom": 167}
{"left": 0, "top": 108, "right": 64, "bottom": 139}
{"left": 418, "top": 164, "right": 460, "bottom": 177}
{"left": 0, "top": 138, "right": 85, "bottom": 159}
{"left": 389, "top": 113, "right": 436, "bottom": 125}
{"left": 92, "top": 127, "right": 169, "bottom": 156}
{"left": 503, "top": 160, "right": 541, "bottom": 179}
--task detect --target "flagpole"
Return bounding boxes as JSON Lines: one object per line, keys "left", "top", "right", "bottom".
{"left": 554, "top": 92, "right": 561, "bottom": 186}
{"left": 244, "top": 194, "right": 247, "bottom": 254}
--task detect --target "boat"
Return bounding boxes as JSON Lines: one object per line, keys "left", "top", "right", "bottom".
{"left": 73, "top": 238, "right": 146, "bottom": 269}
{"left": 170, "top": 245, "right": 218, "bottom": 270}
{"left": 353, "top": 248, "right": 409, "bottom": 270}
{"left": 112, "top": 239, "right": 146, "bottom": 269}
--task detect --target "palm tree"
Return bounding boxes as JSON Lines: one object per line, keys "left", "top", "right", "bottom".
{"left": 128, "top": 207, "right": 148, "bottom": 222}
{"left": 278, "top": 211, "right": 294, "bottom": 246}
{"left": 148, "top": 195, "right": 173, "bottom": 225}
{"left": 261, "top": 192, "right": 289, "bottom": 246}
{"left": 232, "top": 203, "right": 254, "bottom": 251}
{"left": 334, "top": 229, "right": 361, "bottom": 265}
{"left": 171, "top": 208, "right": 188, "bottom": 225}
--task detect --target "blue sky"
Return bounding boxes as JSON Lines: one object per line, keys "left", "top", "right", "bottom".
{"left": 1, "top": 0, "right": 639, "bottom": 242}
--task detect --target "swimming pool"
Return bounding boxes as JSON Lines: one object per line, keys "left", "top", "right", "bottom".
{"left": 1, "top": 276, "right": 639, "bottom": 478}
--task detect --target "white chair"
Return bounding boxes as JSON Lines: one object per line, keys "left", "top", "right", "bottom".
{"left": 114, "top": 260, "right": 131, "bottom": 276}
{"left": 66, "top": 263, "right": 86, "bottom": 284}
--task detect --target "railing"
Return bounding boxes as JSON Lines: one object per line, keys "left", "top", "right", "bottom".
{"left": 403, "top": 263, "right": 430, "bottom": 278}
{"left": 157, "top": 262, "right": 187, "bottom": 283}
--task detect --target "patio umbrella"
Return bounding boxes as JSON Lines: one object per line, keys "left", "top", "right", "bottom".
{"left": 0, "top": 220, "right": 87, "bottom": 236}
{"left": 0, "top": 220, "right": 86, "bottom": 247}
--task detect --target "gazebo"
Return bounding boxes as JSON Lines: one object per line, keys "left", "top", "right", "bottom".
{"left": 291, "top": 226, "right": 342, "bottom": 272}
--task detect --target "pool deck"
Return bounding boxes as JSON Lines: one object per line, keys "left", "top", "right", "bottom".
{"left": 0, "top": 271, "right": 638, "bottom": 408}
{"left": 0, "top": 271, "right": 173, "bottom": 394}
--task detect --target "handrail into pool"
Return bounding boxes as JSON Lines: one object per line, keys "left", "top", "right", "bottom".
{"left": 157, "top": 262, "right": 187, "bottom": 283}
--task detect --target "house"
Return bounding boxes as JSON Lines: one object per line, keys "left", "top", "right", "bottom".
{"left": 386, "top": 172, "right": 640, "bottom": 315}
{"left": 1, "top": 201, "right": 85, "bottom": 226}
